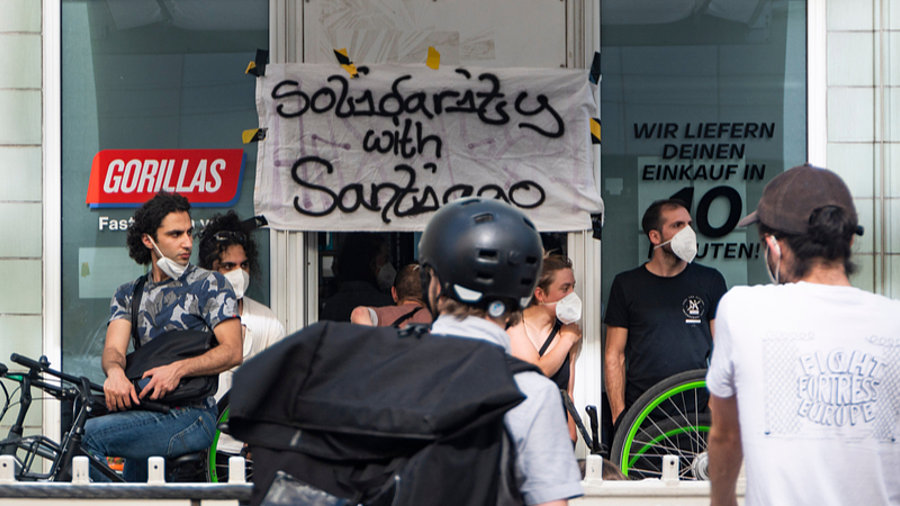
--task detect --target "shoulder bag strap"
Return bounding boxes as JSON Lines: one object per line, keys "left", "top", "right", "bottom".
{"left": 538, "top": 320, "right": 563, "bottom": 356}
{"left": 389, "top": 306, "right": 423, "bottom": 328}
{"left": 130, "top": 274, "right": 148, "bottom": 350}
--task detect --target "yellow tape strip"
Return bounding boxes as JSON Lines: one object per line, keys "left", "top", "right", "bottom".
{"left": 334, "top": 48, "right": 359, "bottom": 78}
{"left": 426, "top": 47, "right": 440, "bottom": 70}
{"left": 245, "top": 61, "right": 257, "bottom": 74}
{"left": 242, "top": 128, "right": 262, "bottom": 144}
{"left": 590, "top": 118, "right": 601, "bottom": 144}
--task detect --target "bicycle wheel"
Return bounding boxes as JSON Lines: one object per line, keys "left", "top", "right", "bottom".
{"left": 610, "top": 369, "right": 710, "bottom": 480}
{"left": 207, "top": 402, "right": 253, "bottom": 483}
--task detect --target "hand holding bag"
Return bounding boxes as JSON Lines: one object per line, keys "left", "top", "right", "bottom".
{"left": 124, "top": 275, "right": 219, "bottom": 406}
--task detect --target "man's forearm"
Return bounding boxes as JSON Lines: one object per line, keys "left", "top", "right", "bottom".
{"left": 709, "top": 395, "right": 742, "bottom": 506}
{"left": 175, "top": 341, "right": 242, "bottom": 378}
{"left": 604, "top": 356, "right": 626, "bottom": 421}
{"left": 709, "top": 432, "right": 742, "bottom": 505}
{"left": 101, "top": 348, "right": 127, "bottom": 377}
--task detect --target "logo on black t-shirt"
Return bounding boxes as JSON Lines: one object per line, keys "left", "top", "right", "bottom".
{"left": 682, "top": 295, "right": 705, "bottom": 324}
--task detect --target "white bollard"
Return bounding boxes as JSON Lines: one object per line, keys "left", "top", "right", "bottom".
{"left": 0, "top": 455, "right": 15, "bottom": 483}
{"left": 228, "top": 456, "right": 246, "bottom": 484}
{"left": 584, "top": 454, "right": 604, "bottom": 484}
{"left": 72, "top": 456, "right": 90, "bottom": 484}
{"left": 147, "top": 456, "right": 166, "bottom": 484}
{"left": 661, "top": 455, "right": 679, "bottom": 482}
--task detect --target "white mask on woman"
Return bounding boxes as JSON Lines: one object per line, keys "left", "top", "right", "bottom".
{"left": 553, "top": 291, "right": 582, "bottom": 325}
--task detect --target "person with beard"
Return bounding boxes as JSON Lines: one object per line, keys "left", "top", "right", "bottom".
{"left": 604, "top": 199, "right": 727, "bottom": 425}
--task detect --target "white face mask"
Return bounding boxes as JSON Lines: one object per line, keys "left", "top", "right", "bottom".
{"left": 655, "top": 226, "right": 697, "bottom": 263}
{"left": 552, "top": 291, "right": 582, "bottom": 325}
{"left": 223, "top": 268, "right": 250, "bottom": 299}
{"left": 765, "top": 238, "right": 782, "bottom": 285}
{"left": 147, "top": 235, "right": 188, "bottom": 280}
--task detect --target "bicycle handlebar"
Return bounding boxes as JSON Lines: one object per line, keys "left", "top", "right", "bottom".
{"left": 9, "top": 353, "right": 170, "bottom": 414}
{"left": 10, "top": 353, "right": 105, "bottom": 392}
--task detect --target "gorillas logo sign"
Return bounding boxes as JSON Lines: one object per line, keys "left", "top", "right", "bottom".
{"left": 86, "top": 149, "right": 245, "bottom": 208}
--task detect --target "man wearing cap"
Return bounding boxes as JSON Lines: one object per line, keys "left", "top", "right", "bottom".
{"left": 707, "top": 164, "right": 900, "bottom": 505}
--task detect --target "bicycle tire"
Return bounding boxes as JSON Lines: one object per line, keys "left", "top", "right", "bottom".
{"left": 610, "top": 369, "right": 710, "bottom": 479}
{"left": 206, "top": 402, "right": 253, "bottom": 483}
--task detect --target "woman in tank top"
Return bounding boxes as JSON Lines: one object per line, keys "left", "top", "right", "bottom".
{"left": 507, "top": 254, "right": 583, "bottom": 441}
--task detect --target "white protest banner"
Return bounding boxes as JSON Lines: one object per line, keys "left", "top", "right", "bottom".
{"left": 254, "top": 63, "right": 602, "bottom": 231}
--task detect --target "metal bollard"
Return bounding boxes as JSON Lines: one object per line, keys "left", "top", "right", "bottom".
{"left": 72, "top": 456, "right": 90, "bottom": 484}
{"left": 0, "top": 455, "right": 15, "bottom": 483}
{"left": 661, "top": 455, "right": 679, "bottom": 482}
{"left": 228, "top": 456, "right": 246, "bottom": 483}
{"left": 147, "top": 456, "right": 166, "bottom": 484}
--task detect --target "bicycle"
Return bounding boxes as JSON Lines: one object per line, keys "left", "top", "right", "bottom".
{"left": 0, "top": 353, "right": 126, "bottom": 481}
{"left": 206, "top": 393, "right": 253, "bottom": 483}
{"left": 609, "top": 369, "right": 710, "bottom": 480}
{"left": 1, "top": 353, "right": 254, "bottom": 484}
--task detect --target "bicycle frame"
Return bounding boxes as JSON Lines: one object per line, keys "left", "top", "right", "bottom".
{"left": 0, "top": 354, "right": 124, "bottom": 482}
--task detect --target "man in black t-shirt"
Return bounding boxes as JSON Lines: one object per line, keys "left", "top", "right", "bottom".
{"left": 604, "top": 199, "right": 727, "bottom": 424}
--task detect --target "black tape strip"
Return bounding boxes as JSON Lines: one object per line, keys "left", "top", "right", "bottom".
{"left": 254, "top": 49, "right": 268, "bottom": 76}
{"left": 246, "top": 49, "right": 269, "bottom": 77}
{"left": 333, "top": 50, "right": 352, "bottom": 65}
{"left": 591, "top": 213, "right": 603, "bottom": 240}
{"left": 589, "top": 51, "right": 601, "bottom": 84}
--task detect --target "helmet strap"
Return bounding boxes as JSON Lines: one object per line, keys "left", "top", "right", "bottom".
{"left": 420, "top": 266, "right": 441, "bottom": 320}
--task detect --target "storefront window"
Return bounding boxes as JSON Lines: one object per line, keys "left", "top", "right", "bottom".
{"left": 600, "top": 0, "right": 807, "bottom": 298}
{"left": 315, "top": 232, "right": 568, "bottom": 322}
{"left": 61, "top": 0, "right": 268, "bottom": 381}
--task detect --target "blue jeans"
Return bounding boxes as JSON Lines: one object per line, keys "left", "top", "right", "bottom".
{"left": 82, "top": 402, "right": 217, "bottom": 482}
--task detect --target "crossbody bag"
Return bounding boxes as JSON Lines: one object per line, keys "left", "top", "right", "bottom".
{"left": 123, "top": 274, "right": 219, "bottom": 406}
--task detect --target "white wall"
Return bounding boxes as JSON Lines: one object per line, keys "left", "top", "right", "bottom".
{"left": 0, "top": 0, "right": 45, "bottom": 438}
{"left": 821, "top": 0, "right": 899, "bottom": 297}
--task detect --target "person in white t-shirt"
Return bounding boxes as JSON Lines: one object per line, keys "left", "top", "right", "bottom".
{"left": 707, "top": 164, "right": 900, "bottom": 506}
{"left": 199, "top": 212, "right": 286, "bottom": 453}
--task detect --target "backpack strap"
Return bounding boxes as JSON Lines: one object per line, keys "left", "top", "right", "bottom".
{"left": 130, "top": 274, "right": 148, "bottom": 351}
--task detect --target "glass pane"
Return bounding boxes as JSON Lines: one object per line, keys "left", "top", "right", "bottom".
{"left": 600, "top": 0, "right": 807, "bottom": 297}
{"left": 61, "top": 0, "right": 268, "bottom": 381}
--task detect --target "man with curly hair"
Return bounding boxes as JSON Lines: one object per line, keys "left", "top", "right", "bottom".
{"left": 83, "top": 192, "right": 242, "bottom": 482}
{"left": 197, "top": 211, "right": 285, "bottom": 454}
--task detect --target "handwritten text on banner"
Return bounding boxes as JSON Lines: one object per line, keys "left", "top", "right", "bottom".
{"left": 254, "top": 63, "right": 602, "bottom": 231}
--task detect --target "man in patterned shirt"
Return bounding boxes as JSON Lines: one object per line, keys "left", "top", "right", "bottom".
{"left": 83, "top": 192, "right": 242, "bottom": 482}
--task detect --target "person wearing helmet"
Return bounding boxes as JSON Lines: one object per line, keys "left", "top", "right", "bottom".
{"left": 419, "top": 198, "right": 583, "bottom": 506}
{"left": 706, "top": 164, "right": 900, "bottom": 506}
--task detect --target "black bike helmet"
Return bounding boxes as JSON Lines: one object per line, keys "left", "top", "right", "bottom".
{"left": 418, "top": 198, "right": 543, "bottom": 312}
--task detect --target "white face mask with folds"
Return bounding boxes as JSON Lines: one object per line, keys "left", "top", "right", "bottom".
{"left": 545, "top": 291, "right": 583, "bottom": 325}
{"left": 223, "top": 268, "right": 250, "bottom": 299}
{"left": 655, "top": 226, "right": 698, "bottom": 263}
{"left": 147, "top": 235, "right": 188, "bottom": 280}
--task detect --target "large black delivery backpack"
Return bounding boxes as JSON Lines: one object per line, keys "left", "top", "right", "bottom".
{"left": 225, "top": 321, "right": 538, "bottom": 506}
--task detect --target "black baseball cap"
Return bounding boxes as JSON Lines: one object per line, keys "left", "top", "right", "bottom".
{"left": 738, "top": 164, "right": 858, "bottom": 235}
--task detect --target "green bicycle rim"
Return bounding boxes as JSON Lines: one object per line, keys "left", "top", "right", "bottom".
{"left": 627, "top": 424, "right": 710, "bottom": 468}
{"left": 208, "top": 406, "right": 229, "bottom": 483}
{"left": 620, "top": 380, "right": 706, "bottom": 475}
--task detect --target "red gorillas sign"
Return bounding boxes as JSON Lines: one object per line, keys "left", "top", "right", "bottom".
{"left": 86, "top": 149, "right": 245, "bottom": 208}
